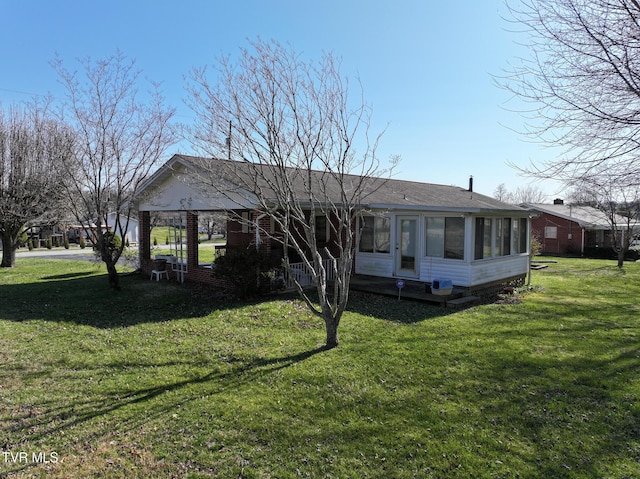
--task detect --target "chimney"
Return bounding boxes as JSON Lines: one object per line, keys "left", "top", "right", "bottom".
{"left": 553, "top": 198, "right": 564, "bottom": 205}
{"left": 468, "top": 175, "right": 473, "bottom": 192}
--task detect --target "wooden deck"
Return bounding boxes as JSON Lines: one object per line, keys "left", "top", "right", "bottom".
{"left": 349, "top": 275, "right": 479, "bottom": 308}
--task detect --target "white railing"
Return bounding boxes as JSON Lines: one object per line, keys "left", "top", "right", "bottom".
{"left": 284, "top": 258, "right": 336, "bottom": 290}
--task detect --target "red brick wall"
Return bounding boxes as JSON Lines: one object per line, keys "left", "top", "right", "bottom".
{"left": 187, "top": 211, "right": 199, "bottom": 270}
{"left": 226, "top": 213, "right": 254, "bottom": 250}
{"left": 138, "top": 208, "right": 355, "bottom": 286}
{"left": 225, "top": 211, "right": 274, "bottom": 250}
{"left": 530, "top": 213, "right": 584, "bottom": 255}
{"left": 139, "top": 211, "right": 152, "bottom": 273}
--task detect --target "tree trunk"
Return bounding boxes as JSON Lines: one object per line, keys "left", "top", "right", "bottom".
{"left": 1, "top": 229, "right": 17, "bottom": 268}
{"left": 617, "top": 247, "right": 625, "bottom": 269}
{"left": 105, "top": 258, "right": 120, "bottom": 290}
{"left": 100, "top": 241, "right": 121, "bottom": 290}
{"left": 324, "top": 317, "right": 339, "bottom": 349}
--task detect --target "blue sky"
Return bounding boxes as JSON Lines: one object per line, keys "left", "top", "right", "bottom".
{"left": 0, "top": 0, "right": 563, "bottom": 199}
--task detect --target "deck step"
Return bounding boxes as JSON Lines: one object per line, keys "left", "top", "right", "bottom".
{"left": 530, "top": 264, "right": 548, "bottom": 270}
{"left": 446, "top": 296, "right": 480, "bottom": 308}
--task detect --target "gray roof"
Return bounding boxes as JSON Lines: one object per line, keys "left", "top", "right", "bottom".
{"left": 523, "top": 203, "right": 624, "bottom": 229}
{"left": 358, "top": 176, "right": 525, "bottom": 213}
{"left": 144, "top": 154, "right": 528, "bottom": 215}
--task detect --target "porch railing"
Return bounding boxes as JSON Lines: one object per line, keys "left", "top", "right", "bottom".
{"left": 284, "top": 258, "right": 336, "bottom": 290}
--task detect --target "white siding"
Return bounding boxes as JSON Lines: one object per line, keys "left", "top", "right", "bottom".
{"left": 356, "top": 254, "right": 528, "bottom": 288}
{"left": 355, "top": 210, "right": 530, "bottom": 288}
{"left": 419, "top": 257, "right": 470, "bottom": 285}
{"left": 469, "top": 255, "right": 529, "bottom": 286}
{"left": 137, "top": 163, "right": 254, "bottom": 211}
{"left": 355, "top": 253, "right": 394, "bottom": 277}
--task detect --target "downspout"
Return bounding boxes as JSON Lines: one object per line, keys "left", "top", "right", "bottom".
{"left": 255, "top": 212, "right": 267, "bottom": 292}
{"left": 527, "top": 217, "right": 532, "bottom": 287}
{"left": 255, "top": 213, "right": 267, "bottom": 248}
{"left": 581, "top": 227, "right": 585, "bottom": 257}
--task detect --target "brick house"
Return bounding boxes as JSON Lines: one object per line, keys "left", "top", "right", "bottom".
{"left": 523, "top": 199, "right": 626, "bottom": 256}
{"left": 134, "top": 154, "right": 532, "bottom": 291}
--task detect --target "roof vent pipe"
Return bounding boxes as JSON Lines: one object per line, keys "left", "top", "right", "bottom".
{"left": 468, "top": 175, "right": 473, "bottom": 192}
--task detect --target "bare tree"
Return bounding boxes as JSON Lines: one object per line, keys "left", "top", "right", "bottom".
{"left": 494, "top": 183, "right": 512, "bottom": 203}
{"left": 568, "top": 173, "right": 640, "bottom": 268}
{"left": 199, "top": 212, "right": 226, "bottom": 240}
{"left": 502, "top": 0, "right": 640, "bottom": 185}
{"left": 0, "top": 101, "right": 73, "bottom": 267}
{"left": 494, "top": 182, "right": 547, "bottom": 203}
{"left": 186, "top": 39, "right": 395, "bottom": 348}
{"left": 53, "top": 52, "right": 175, "bottom": 289}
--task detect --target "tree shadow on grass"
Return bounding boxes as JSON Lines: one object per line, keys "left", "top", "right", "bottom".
{"left": 345, "top": 290, "right": 457, "bottom": 323}
{"left": 2, "top": 261, "right": 457, "bottom": 328}
{"left": 0, "top": 345, "right": 326, "bottom": 475}
{"left": 470, "top": 345, "right": 640, "bottom": 477}
{"left": 41, "top": 271, "right": 95, "bottom": 280}
{"left": 0, "top": 272, "right": 244, "bottom": 328}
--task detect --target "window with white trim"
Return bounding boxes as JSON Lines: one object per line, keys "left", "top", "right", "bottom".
{"left": 474, "top": 217, "right": 493, "bottom": 259}
{"left": 425, "top": 216, "right": 465, "bottom": 260}
{"left": 359, "top": 215, "right": 390, "bottom": 253}
{"left": 475, "top": 217, "right": 527, "bottom": 258}
{"left": 241, "top": 211, "right": 253, "bottom": 233}
{"left": 544, "top": 226, "right": 557, "bottom": 239}
{"left": 314, "top": 215, "right": 329, "bottom": 243}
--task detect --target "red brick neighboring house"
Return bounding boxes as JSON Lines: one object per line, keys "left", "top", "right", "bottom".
{"left": 523, "top": 199, "right": 626, "bottom": 256}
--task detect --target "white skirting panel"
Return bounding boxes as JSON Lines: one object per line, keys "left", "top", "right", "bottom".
{"left": 355, "top": 254, "right": 394, "bottom": 277}
{"left": 356, "top": 252, "right": 529, "bottom": 288}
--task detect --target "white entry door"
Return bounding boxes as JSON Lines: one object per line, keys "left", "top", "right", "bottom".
{"left": 395, "top": 216, "right": 419, "bottom": 278}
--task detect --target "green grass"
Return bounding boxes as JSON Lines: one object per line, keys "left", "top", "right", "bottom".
{"left": 0, "top": 257, "right": 639, "bottom": 478}
{"left": 151, "top": 236, "right": 224, "bottom": 264}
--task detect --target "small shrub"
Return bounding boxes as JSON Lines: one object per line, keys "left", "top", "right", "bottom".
{"left": 153, "top": 237, "right": 158, "bottom": 246}
{"left": 18, "top": 230, "right": 28, "bottom": 248}
{"left": 102, "top": 232, "right": 122, "bottom": 252}
{"left": 45, "top": 237, "right": 52, "bottom": 250}
{"left": 79, "top": 236, "right": 86, "bottom": 249}
{"left": 625, "top": 249, "right": 639, "bottom": 261}
{"left": 530, "top": 233, "right": 542, "bottom": 257}
{"left": 213, "top": 244, "right": 273, "bottom": 298}
{"left": 64, "top": 235, "right": 70, "bottom": 249}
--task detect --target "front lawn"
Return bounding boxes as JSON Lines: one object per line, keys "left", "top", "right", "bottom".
{"left": 0, "top": 258, "right": 638, "bottom": 478}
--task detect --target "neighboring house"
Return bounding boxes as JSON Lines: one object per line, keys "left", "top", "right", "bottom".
{"left": 523, "top": 199, "right": 631, "bottom": 256}
{"left": 65, "top": 215, "right": 139, "bottom": 246}
{"left": 106, "top": 212, "right": 140, "bottom": 245}
{"left": 134, "top": 154, "right": 532, "bottom": 291}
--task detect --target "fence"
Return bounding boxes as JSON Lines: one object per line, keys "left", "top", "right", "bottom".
{"left": 284, "top": 258, "right": 336, "bottom": 290}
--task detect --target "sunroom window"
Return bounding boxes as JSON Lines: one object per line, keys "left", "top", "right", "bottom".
{"left": 359, "top": 215, "right": 390, "bottom": 253}
{"left": 475, "top": 217, "right": 527, "bottom": 259}
{"left": 425, "top": 216, "right": 465, "bottom": 260}
{"left": 474, "top": 217, "right": 493, "bottom": 260}
{"left": 513, "top": 217, "right": 528, "bottom": 254}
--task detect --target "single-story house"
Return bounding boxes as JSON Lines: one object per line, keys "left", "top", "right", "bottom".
{"left": 523, "top": 199, "right": 631, "bottom": 256}
{"left": 106, "top": 212, "right": 140, "bottom": 246}
{"left": 134, "top": 154, "right": 532, "bottom": 292}
{"left": 64, "top": 214, "right": 139, "bottom": 246}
